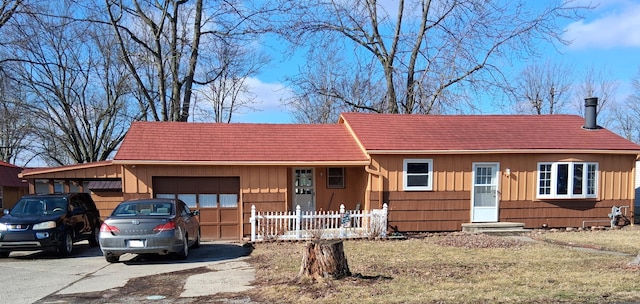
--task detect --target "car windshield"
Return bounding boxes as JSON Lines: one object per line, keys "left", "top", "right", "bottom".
{"left": 112, "top": 202, "right": 174, "bottom": 216}
{"left": 11, "top": 197, "right": 68, "bottom": 216}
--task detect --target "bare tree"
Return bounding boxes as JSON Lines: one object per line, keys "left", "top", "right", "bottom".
{"left": 6, "top": 4, "right": 132, "bottom": 165}
{"left": 573, "top": 65, "right": 618, "bottom": 127}
{"left": 104, "top": 0, "right": 276, "bottom": 122}
{"left": 511, "top": 61, "right": 574, "bottom": 114}
{"left": 0, "top": 68, "right": 32, "bottom": 164}
{"left": 281, "top": 0, "right": 589, "bottom": 118}
{"left": 0, "top": 0, "right": 21, "bottom": 29}
{"left": 285, "top": 47, "right": 385, "bottom": 123}
{"left": 613, "top": 67, "right": 640, "bottom": 143}
{"left": 194, "top": 38, "right": 268, "bottom": 123}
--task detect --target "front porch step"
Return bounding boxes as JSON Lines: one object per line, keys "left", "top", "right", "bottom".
{"left": 461, "top": 222, "right": 530, "bottom": 236}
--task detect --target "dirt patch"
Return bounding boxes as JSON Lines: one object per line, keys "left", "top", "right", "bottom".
{"left": 432, "top": 233, "right": 526, "bottom": 249}
{"left": 36, "top": 267, "right": 257, "bottom": 304}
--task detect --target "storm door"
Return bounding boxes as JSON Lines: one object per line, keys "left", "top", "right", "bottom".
{"left": 293, "top": 168, "right": 315, "bottom": 213}
{"left": 471, "top": 163, "right": 499, "bottom": 222}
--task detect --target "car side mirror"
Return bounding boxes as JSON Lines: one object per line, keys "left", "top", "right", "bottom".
{"left": 192, "top": 210, "right": 200, "bottom": 216}
{"left": 3, "top": 209, "right": 8, "bottom": 215}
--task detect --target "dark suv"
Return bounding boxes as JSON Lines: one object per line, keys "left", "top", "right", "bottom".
{"left": 0, "top": 193, "right": 102, "bottom": 257}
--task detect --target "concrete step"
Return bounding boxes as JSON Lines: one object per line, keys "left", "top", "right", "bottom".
{"left": 461, "top": 222, "right": 530, "bottom": 236}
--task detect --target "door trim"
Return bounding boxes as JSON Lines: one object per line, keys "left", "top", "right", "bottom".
{"left": 471, "top": 162, "right": 500, "bottom": 222}
{"left": 292, "top": 168, "right": 315, "bottom": 212}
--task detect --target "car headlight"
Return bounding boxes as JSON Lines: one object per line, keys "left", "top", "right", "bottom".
{"left": 33, "top": 221, "right": 56, "bottom": 230}
{"left": 0, "top": 223, "right": 6, "bottom": 231}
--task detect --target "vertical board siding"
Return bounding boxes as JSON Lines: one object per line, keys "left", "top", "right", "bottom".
{"left": 369, "top": 153, "right": 637, "bottom": 232}
{"left": 125, "top": 165, "right": 289, "bottom": 239}
{"left": 313, "top": 166, "right": 367, "bottom": 212}
{"left": 242, "top": 192, "right": 287, "bottom": 238}
{"left": 92, "top": 191, "right": 124, "bottom": 220}
{"left": 500, "top": 199, "right": 632, "bottom": 228}
{"left": 371, "top": 190, "right": 470, "bottom": 232}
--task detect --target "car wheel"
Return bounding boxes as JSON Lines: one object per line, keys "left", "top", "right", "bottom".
{"left": 88, "top": 226, "right": 100, "bottom": 247}
{"left": 0, "top": 252, "right": 9, "bottom": 258}
{"left": 105, "top": 254, "right": 119, "bottom": 263}
{"left": 58, "top": 231, "right": 73, "bottom": 256}
{"left": 191, "top": 229, "right": 200, "bottom": 249}
{"left": 176, "top": 234, "right": 189, "bottom": 260}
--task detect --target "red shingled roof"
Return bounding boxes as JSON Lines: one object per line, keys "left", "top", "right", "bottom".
{"left": 340, "top": 113, "right": 640, "bottom": 152}
{"left": 114, "top": 122, "right": 369, "bottom": 163}
{"left": 0, "top": 161, "right": 27, "bottom": 188}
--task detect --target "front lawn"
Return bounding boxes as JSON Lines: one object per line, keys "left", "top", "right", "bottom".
{"left": 245, "top": 232, "right": 640, "bottom": 303}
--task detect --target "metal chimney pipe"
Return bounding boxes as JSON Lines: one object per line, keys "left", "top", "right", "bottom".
{"left": 583, "top": 97, "right": 598, "bottom": 130}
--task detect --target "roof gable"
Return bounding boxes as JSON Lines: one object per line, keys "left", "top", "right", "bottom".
{"left": 340, "top": 113, "right": 640, "bottom": 153}
{"left": 114, "top": 122, "right": 369, "bottom": 163}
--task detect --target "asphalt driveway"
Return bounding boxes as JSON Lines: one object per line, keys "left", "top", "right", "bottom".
{"left": 0, "top": 241, "right": 255, "bottom": 303}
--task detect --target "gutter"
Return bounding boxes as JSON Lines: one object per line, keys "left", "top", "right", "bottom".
{"left": 366, "top": 149, "right": 640, "bottom": 155}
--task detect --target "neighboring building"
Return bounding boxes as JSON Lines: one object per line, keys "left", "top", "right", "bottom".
{"left": 0, "top": 161, "right": 28, "bottom": 210}
{"left": 19, "top": 100, "right": 640, "bottom": 240}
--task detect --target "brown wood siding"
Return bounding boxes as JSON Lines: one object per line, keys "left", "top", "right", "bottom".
{"left": 368, "top": 153, "right": 637, "bottom": 232}
{"left": 500, "top": 199, "right": 633, "bottom": 228}
{"left": 26, "top": 165, "right": 122, "bottom": 180}
{"left": 92, "top": 191, "right": 124, "bottom": 220}
{"left": 370, "top": 154, "right": 636, "bottom": 201}
{"left": 371, "top": 191, "right": 470, "bottom": 232}
{"left": 242, "top": 192, "right": 287, "bottom": 237}
{"left": 314, "top": 167, "right": 367, "bottom": 212}
{"left": 2, "top": 186, "right": 28, "bottom": 210}
{"left": 123, "top": 165, "right": 289, "bottom": 239}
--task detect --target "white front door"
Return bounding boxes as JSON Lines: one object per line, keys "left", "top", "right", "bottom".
{"left": 471, "top": 163, "right": 499, "bottom": 222}
{"left": 293, "top": 168, "right": 315, "bottom": 213}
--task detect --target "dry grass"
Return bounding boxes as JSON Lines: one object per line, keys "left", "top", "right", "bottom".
{"left": 530, "top": 227, "right": 640, "bottom": 254}
{"left": 245, "top": 232, "right": 640, "bottom": 304}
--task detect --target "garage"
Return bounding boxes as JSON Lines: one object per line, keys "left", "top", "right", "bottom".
{"left": 152, "top": 177, "right": 240, "bottom": 240}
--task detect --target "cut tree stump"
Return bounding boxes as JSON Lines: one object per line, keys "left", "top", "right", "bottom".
{"left": 296, "top": 240, "right": 351, "bottom": 282}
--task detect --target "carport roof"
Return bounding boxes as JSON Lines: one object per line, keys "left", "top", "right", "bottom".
{"left": 114, "top": 122, "right": 369, "bottom": 164}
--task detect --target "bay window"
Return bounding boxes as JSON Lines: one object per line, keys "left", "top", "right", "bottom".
{"left": 537, "top": 162, "right": 598, "bottom": 199}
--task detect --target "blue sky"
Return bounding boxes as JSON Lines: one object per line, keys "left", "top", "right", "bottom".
{"left": 230, "top": 0, "right": 640, "bottom": 124}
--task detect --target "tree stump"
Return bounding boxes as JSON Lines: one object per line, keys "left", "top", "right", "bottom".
{"left": 296, "top": 240, "right": 351, "bottom": 282}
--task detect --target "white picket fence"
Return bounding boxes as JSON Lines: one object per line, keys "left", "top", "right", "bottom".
{"left": 250, "top": 203, "right": 388, "bottom": 242}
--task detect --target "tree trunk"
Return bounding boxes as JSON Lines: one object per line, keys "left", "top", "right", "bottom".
{"left": 296, "top": 240, "right": 351, "bottom": 282}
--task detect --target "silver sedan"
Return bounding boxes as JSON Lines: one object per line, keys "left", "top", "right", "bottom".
{"left": 98, "top": 198, "right": 200, "bottom": 263}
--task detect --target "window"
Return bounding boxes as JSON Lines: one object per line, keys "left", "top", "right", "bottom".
{"left": 537, "top": 162, "right": 598, "bottom": 199}
{"left": 327, "top": 168, "right": 345, "bottom": 188}
{"left": 199, "top": 194, "right": 217, "bottom": 208}
{"left": 177, "top": 194, "right": 197, "bottom": 208}
{"left": 220, "top": 194, "right": 238, "bottom": 208}
{"left": 403, "top": 159, "right": 433, "bottom": 191}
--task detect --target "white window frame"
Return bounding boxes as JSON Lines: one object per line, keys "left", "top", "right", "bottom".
{"left": 537, "top": 162, "right": 598, "bottom": 199}
{"left": 403, "top": 159, "right": 433, "bottom": 191}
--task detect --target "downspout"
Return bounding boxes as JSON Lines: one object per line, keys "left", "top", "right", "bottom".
{"left": 365, "top": 165, "right": 383, "bottom": 209}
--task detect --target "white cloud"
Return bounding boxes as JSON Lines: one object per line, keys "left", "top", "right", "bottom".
{"left": 564, "top": 1, "right": 640, "bottom": 49}
{"left": 190, "top": 77, "right": 294, "bottom": 123}
{"left": 243, "top": 77, "right": 293, "bottom": 112}
{"left": 234, "top": 78, "right": 295, "bottom": 122}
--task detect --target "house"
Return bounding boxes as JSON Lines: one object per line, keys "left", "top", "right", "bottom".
{"left": 0, "top": 161, "right": 28, "bottom": 209}
{"left": 19, "top": 99, "right": 640, "bottom": 240}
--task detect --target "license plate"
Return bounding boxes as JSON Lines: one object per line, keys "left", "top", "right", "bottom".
{"left": 128, "top": 240, "right": 145, "bottom": 248}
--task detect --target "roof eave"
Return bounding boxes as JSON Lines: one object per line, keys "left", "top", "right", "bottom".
{"left": 366, "top": 149, "right": 640, "bottom": 155}
{"left": 19, "top": 161, "right": 115, "bottom": 178}
{"left": 112, "top": 160, "right": 371, "bottom": 166}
